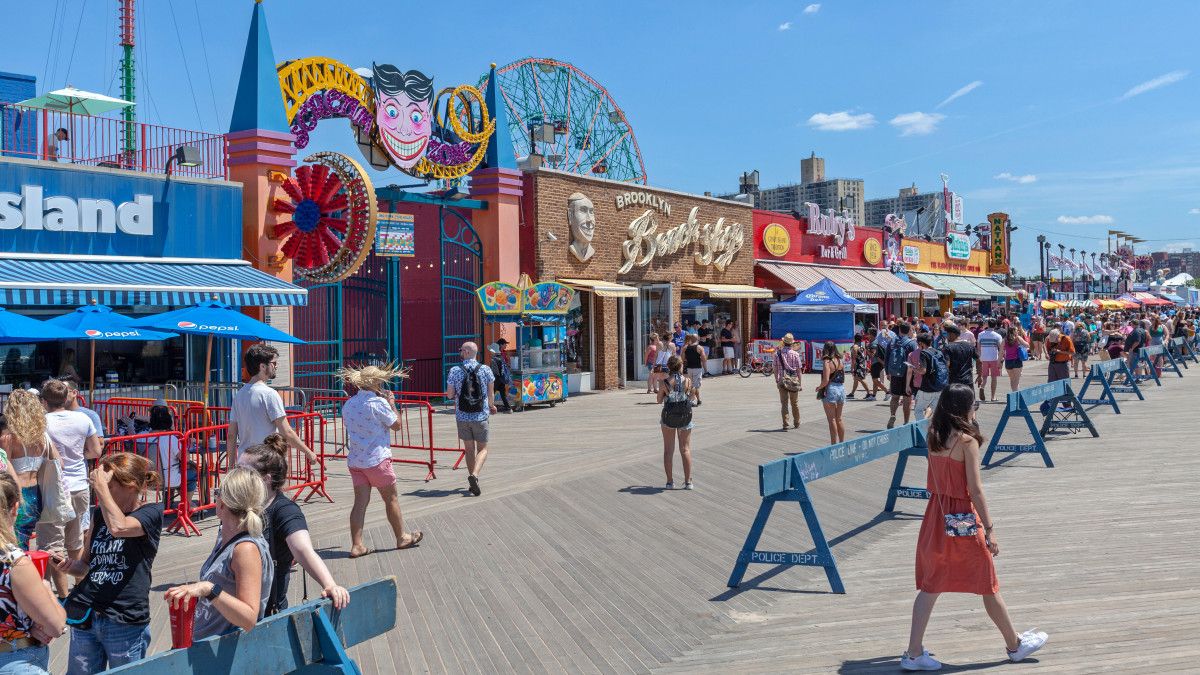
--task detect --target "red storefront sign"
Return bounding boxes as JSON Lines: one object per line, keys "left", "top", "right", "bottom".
{"left": 752, "top": 209, "right": 884, "bottom": 267}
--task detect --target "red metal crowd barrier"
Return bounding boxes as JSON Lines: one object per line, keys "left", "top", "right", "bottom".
{"left": 101, "top": 431, "right": 198, "bottom": 536}
{"left": 92, "top": 398, "right": 202, "bottom": 437}
{"left": 306, "top": 396, "right": 464, "bottom": 481}
{"left": 281, "top": 412, "right": 329, "bottom": 503}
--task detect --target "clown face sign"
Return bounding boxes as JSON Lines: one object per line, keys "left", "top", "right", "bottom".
{"left": 372, "top": 63, "right": 434, "bottom": 169}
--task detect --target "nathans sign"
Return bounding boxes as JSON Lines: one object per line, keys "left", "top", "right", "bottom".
{"left": 525, "top": 170, "right": 754, "bottom": 286}
{"left": 988, "top": 212, "right": 1010, "bottom": 274}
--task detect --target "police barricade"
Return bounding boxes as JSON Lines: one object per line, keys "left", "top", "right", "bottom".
{"left": 982, "top": 380, "right": 1097, "bottom": 469}
{"left": 1130, "top": 344, "right": 1182, "bottom": 385}
{"left": 101, "top": 431, "right": 196, "bottom": 536}
{"left": 1077, "top": 358, "right": 1143, "bottom": 414}
{"left": 108, "top": 577, "right": 397, "bottom": 674}
{"left": 727, "top": 421, "right": 930, "bottom": 593}
{"left": 1167, "top": 336, "right": 1197, "bottom": 368}
{"left": 282, "top": 411, "right": 330, "bottom": 503}
{"left": 307, "top": 395, "right": 462, "bottom": 481}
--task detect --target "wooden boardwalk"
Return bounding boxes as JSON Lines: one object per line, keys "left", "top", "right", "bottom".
{"left": 48, "top": 360, "right": 1200, "bottom": 673}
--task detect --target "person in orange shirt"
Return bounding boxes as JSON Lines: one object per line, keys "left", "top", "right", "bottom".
{"left": 1044, "top": 329, "right": 1074, "bottom": 383}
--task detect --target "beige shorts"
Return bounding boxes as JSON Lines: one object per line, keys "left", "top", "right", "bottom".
{"left": 34, "top": 489, "right": 91, "bottom": 554}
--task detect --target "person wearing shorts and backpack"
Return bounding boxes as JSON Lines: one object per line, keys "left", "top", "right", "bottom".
{"left": 912, "top": 333, "right": 949, "bottom": 419}
{"left": 886, "top": 322, "right": 917, "bottom": 429}
{"left": 657, "top": 356, "right": 695, "bottom": 490}
{"left": 445, "top": 342, "right": 497, "bottom": 496}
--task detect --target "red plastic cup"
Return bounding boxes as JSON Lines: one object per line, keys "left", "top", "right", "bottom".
{"left": 169, "top": 596, "right": 197, "bottom": 649}
{"left": 27, "top": 551, "right": 49, "bottom": 577}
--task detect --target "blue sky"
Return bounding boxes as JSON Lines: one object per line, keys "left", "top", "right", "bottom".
{"left": 7, "top": 0, "right": 1198, "bottom": 275}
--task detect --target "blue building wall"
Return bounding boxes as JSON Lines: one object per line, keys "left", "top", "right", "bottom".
{"left": 0, "top": 71, "right": 37, "bottom": 159}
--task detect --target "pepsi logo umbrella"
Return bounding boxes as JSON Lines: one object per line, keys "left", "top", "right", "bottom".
{"left": 46, "top": 304, "right": 177, "bottom": 404}
{"left": 0, "top": 307, "right": 78, "bottom": 344}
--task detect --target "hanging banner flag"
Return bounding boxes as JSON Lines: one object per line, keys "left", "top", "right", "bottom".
{"left": 988, "top": 212, "right": 1009, "bottom": 274}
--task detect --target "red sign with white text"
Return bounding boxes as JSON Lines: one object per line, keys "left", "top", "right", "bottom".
{"left": 752, "top": 209, "right": 884, "bottom": 267}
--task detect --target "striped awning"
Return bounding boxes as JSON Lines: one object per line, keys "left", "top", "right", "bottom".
{"left": 0, "top": 256, "right": 307, "bottom": 307}
{"left": 681, "top": 283, "right": 774, "bottom": 299}
{"left": 558, "top": 278, "right": 639, "bottom": 298}
{"left": 756, "top": 262, "right": 936, "bottom": 300}
{"left": 967, "top": 275, "right": 1017, "bottom": 298}
{"left": 908, "top": 272, "right": 992, "bottom": 300}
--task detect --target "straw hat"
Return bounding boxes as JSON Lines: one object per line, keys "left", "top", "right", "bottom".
{"left": 336, "top": 362, "right": 408, "bottom": 393}
{"left": 781, "top": 333, "right": 795, "bottom": 345}
{"left": 1046, "top": 329, "right": 1062, "bottom": 342}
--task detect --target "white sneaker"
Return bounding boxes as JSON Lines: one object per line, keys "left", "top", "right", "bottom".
{"left": 1007, "top": 629, "right": 1048, "bottom": 662}
{"left": 901, "top": 650, "right": 942, "bottom": 671}
{"left": 664, "top": 482, "right": 674, "bottom": 490}
{"left": 684, "top": 481, "right": 694, "bottom": 490}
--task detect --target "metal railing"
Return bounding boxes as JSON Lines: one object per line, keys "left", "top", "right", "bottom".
{"left": 0, "top": 101, "right": 226, "bottom": 179}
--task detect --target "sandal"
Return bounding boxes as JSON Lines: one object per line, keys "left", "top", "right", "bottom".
{"left": 397, "top": 531, "right": 424, "bottom": 550}
{"left": 348, "top": 547, "right": 373, "bottom": 559}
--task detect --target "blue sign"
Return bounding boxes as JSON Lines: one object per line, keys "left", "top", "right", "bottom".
{"left": 0, "top": 159, "right": 241, "bottom": 259}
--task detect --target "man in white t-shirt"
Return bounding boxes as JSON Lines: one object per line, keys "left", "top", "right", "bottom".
{"left": 36, "top": 379, "right": 101, "bottom": 598}
{"left": 976, "top": 318, "right": 1005, "bottom": 402}
{"left": 227, "top": 344, "right": 316, "bottom": 464}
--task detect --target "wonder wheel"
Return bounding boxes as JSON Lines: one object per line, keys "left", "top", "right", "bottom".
{"left": 480, "top": 58, "right": 647, "bottom": 184}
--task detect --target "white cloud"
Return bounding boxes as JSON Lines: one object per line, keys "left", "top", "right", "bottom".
{"left": 807, "top": 111, "right": 876, "bottom": 131}
{"left": 1056, "top": 215, "right": 1114, "bottom": 225}
{"left": 994, "top": 172, "right": 1038, "bottom": 184}
{"left": 803, "top": 3, "right": 821, "bottom": 14}
{"left": 936, "top": 80, "right": 983, "bottom": 109}
{"left": 1189, "top": 208, "right": 1200, "bottom": 214}
{"left": 778, "top": 21, "right": 792, "bottom": 31}
{"left": 889, "top": 111, "right": 945, "bottom": 136}
{"left": 1120, "top": 70, "right": 1189, "bottom": 100}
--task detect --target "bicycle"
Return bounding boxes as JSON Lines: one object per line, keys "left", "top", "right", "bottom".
{"left": 739, "top": 348, "right": 775, "bottom": 377}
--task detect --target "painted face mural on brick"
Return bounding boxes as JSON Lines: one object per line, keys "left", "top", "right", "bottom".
{"left": 372, "top": 63, "right": 434, "bottom": 170}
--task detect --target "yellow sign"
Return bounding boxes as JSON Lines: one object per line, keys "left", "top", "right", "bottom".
{"left": 988, "top": 212, "right": 1010, "bottom": 274}
{"left": 762, "top": 223, "right": 791, "bottom": 257}
{"left": 862, "top": 237, "right": 882, "bottom": 265}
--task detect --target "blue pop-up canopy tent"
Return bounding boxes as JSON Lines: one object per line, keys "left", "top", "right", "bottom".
{"left": 769, "top": 278, "right": 875, "bottom": 342}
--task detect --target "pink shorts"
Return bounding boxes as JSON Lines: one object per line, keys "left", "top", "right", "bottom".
{"left": 981, "top": 360, "right": 1002, "bottom": 378}
{"left": 349, "top": 459, "right": 397, "bottom": 488}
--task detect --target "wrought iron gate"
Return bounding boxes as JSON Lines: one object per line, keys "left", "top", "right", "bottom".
{"left": 440, "top": 206, "right": 484, "bottom": 384}
{"left": 293, "top": 281, "right": 341, "bottom": 392}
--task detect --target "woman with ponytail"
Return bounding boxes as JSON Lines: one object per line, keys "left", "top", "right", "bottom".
{"left": 165, "top": 467, "right": 272, "bottom": 639}
{"left": 0, "top": 472, "right": 65, "bottom": 673}
{"left": 56, "top": 452, "right": 164, "bottom": 673}
{"left": 241, "top": 434, "right": 349, "bottom": 615}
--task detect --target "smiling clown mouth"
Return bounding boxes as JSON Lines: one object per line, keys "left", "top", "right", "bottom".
{"left": 380, "top": 127, "right": 429, "bottom": 161}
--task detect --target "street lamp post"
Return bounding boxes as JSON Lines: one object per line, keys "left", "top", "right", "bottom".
{"left": 1079, "top": 250, "right": 1087, "bottom": 299}
{"left": 1036, "top": 235, "right": 1047, "bottom": 285}
{"left": 1069, "top": 248, "right": 1077, "bottom": 299}
{"left": 1043, "top": 241, "right": 1052, "bottom": 298}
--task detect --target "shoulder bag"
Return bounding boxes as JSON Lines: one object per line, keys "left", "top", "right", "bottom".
{"left": 779, "top": 351, "right": 802, "bottom": 392}
{"left": 37, "top": 433, "right": 77, "bottom": 525}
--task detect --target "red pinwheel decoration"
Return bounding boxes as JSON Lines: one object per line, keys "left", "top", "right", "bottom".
{"left": 270, "top": 152, "right": 378, "bottom": 283}
{"left": 273, "top": 164, "right": 349, "bottom": 269}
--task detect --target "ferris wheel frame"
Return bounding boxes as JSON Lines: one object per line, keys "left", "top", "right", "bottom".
{"left": 483, "top": 57, "right": 648, "bottom": 185}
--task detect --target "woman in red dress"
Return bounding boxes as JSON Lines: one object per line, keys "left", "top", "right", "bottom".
{"left": 901, "top": 384, "right": 1048, "bottom": 671}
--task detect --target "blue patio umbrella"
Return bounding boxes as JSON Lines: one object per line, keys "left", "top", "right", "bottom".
{"left": 0, "top": 307, "right": 79, "bottom": 343}
{"left": 46, "top": 304, "right": 177, "bottom": 404}
{"left": 130, "top": 301, "right": 303, "bottom": 404}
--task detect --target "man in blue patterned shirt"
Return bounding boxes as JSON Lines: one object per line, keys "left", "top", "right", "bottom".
{"left": 445, "top": 342, "right": 497, "bottom": 496}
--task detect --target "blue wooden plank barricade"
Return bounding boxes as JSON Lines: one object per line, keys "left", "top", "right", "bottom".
{"left": 109, "top": 577, "right": 397, "bottom": 674}
{"left": 1129, "top": 345, "right": 1180, "bottom": 385}
{"left": 1168, "top": 336, "right": 1197, "bottom": 369}
{"left": 1077, "top": 358, "right": 1142, "bottom": 414}
{"left": 727, "top": 422, "right": 929, "bottom": 593}
{"left": 982, "top": 380, "right": 1097, "bottom": 468}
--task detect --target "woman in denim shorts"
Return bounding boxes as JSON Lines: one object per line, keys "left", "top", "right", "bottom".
{"left": 817, "top": 341, "right": 847, "bottom": 444}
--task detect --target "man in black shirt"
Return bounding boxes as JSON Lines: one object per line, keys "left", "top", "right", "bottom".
{"left": 940, "top": 322, "right": 982, "bottom": 389}
{"left": 697, "top": 320, "right": 715, "bottom": 374}
{"left": 719, "top": 320, "right": 736, "bottom": 374}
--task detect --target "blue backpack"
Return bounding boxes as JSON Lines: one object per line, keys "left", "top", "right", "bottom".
{"left": 922, "top": 348, "right": 949, "bottom": 392}
{"left": 886, "top": 337, "right": 915, "bottom": 377}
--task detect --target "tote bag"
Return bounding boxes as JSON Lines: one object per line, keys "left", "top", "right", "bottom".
{"left": 37, "top": 433, "right": 77, "bottom": 525}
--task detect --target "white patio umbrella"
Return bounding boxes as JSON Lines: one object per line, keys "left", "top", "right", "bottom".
{"left": 16, "top": 86, "right": 134, "bottom": 116}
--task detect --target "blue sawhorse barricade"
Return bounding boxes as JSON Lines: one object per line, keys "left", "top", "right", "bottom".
{"left": 1168, "top": 336, "right": 1199, "bottom": 369}
{"left": 982, "top": 380, "right": 1097, "bottom": 468}
{"left": 1130, "top": 344, "right": 1183, "bottom": 385}
{"left": 727, "top": 421, "right": 930, "bottom": 593}
{"left": 109, "top": 577, "right": 397, "bottom": 674}
{"left": 1077, "top": 358, "right": 1142, "bottom": 414}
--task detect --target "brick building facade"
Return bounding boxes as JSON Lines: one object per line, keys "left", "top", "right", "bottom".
{"left": 520, "top": 169, "right": 761, "bottom": 389}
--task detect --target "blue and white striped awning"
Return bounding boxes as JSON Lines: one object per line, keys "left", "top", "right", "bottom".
{"left": 0, "top": 256, "right": 307, "bottom": 307}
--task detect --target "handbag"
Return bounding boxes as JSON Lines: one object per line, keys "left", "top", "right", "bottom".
{"left": 931, "top": 431, "right": 979, "bottom": 538}
{"left": 1018, "top": 345, "right": 1030, "bottom": 361}
{"left": 62, "top": 597, "right": 93, "bottom": 631}
{"left": 37, "top": 433, "right": 77, "bottom": 525}
{"left": 779, "top": 352, "right": 801, "bottom": 392}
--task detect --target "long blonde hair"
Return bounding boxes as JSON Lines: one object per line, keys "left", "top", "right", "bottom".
{"left": 219, "top": 467, "right": 266, "bottom": 538}
{"left": 336, "top": 361, "right": 408, "bottom": 395}
{"left": 0, "top": 473, "right": 20, "bottom": 550}
{"left": 2, "top": 390, "right": 46, "bottom": 451}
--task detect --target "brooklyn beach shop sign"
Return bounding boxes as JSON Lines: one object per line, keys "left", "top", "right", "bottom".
{"left": 614, "top": 191, "right": 745, "bottom": 274}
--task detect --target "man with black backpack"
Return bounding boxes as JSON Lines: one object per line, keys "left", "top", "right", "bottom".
{"left": 445, "top": 342, "right": 498, "bottom": 496}
{"left": 885, "top": 322, "right": 917, "bottom": 429}
{"left": 911, "top": 333, "right": 948, "bottom": 418}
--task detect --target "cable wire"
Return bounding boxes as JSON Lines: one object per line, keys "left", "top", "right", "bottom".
{"left": 62, "top": 0, "right": 92, "bottom": 86}
{"left": 192, "top": 0, "right": 224, "bottom": 130}
{"left": 165, "top": 0, "right": 205, "bottom": 129}
{"left": 41, "top": 0, "right": 63, "bottom": 88}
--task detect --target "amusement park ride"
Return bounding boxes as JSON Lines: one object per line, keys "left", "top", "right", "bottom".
{"left": 482, "top": 57, "right": 648, "bottom": 185}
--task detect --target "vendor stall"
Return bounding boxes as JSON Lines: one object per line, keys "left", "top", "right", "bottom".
{"left": 769, "top": 278, "right": 875, "bottom": 369}
{"left": 476, "top": 277, "right": 575, "bottom": 411}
